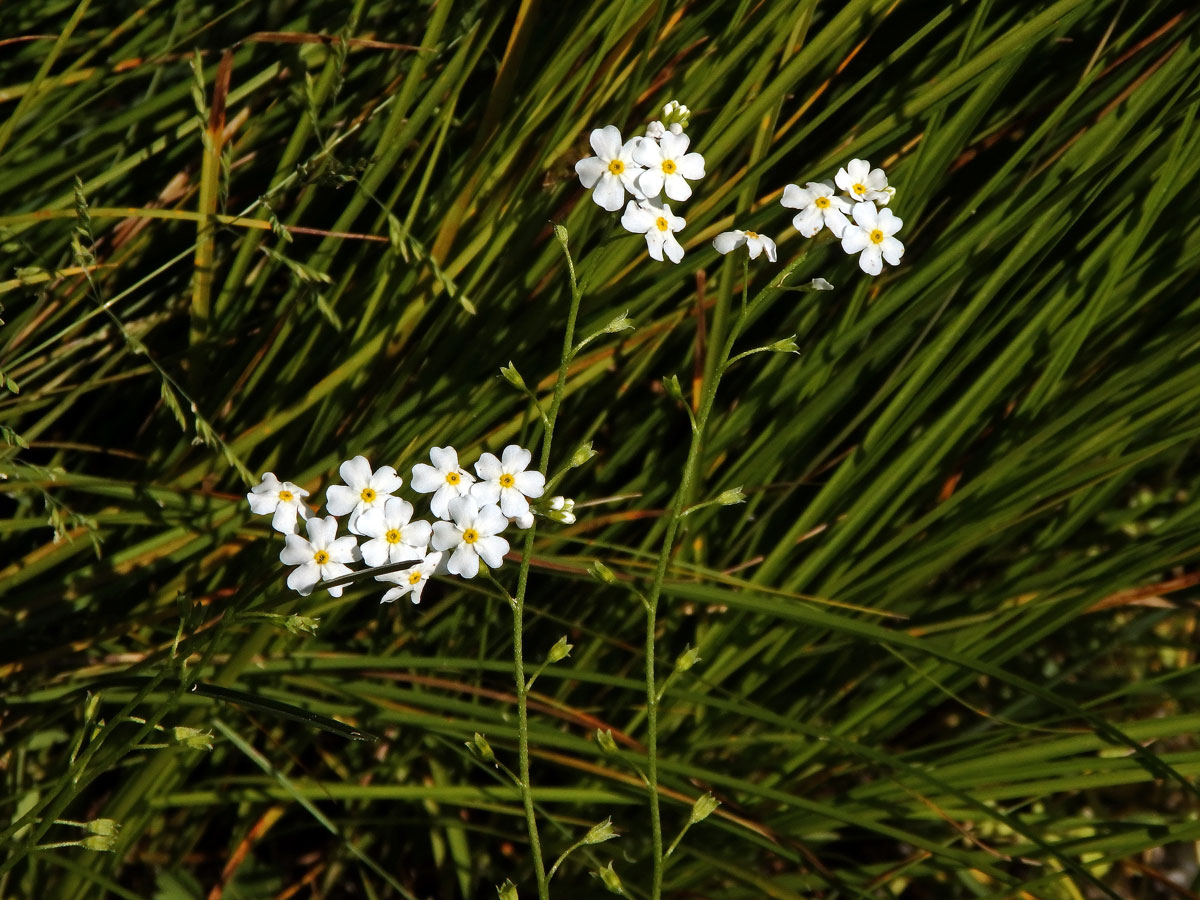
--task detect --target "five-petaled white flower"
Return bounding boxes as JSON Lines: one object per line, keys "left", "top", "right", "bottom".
{"left": 471, "top": 444, "right": 546, "bottom": 519}
{"left": 713, "top": 229, "right": 777, "bottom": 262}
{"left": 781, "top": 181, "right": 852, "bottom": 238}
{"left": 841, "top": 201, "right": 904, "bottom": 276}
{"left": 575, "top": 126, "right": 645, "bottom": 212}
{"left": 834, "top": 159, "right": 891, "bottom": 205}
{"left": 356, "top": 497, "right": 432, "bottom": 568}
{"left": 411, "top": 446, "right": 476, "bottom": 520}
{"left": 376, "top": 552, "right": 443, "bottom": 604}
{"left": 325, "top": 456, "right": 402, "bottom": 534}
{"left": 633, "top": 132, "right": 705, "bottom": 202}
{"left": 431, "top": 497, "right": 509, "bottom": 579}
{"left": 279, "top": 516, "right": 360, "bottom": 597}
{"left": 247, "top": 472, "right": 311, "bottom": 535}
{"left": 621, "top": 201, "right": 686, "bottom": 263}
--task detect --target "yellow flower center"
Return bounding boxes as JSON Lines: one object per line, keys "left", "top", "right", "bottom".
{"left": 655, "top": 216, "right": 669, "bottom": 232}
{"left": 499, "top": 473, "right": 515, "bottom": 488}
{"left": 744, "top": 230, "right": 758, "bottom": 239}
{"left": 608, "top": 159, "right": 625, "bottom": 175}
{"left": 445, "top": 471, "right": 461, "bottom": 485}
{"left": 408, "top": 571, "right": 424, "bottom": 585}
{"left": 462, "top": 528, "right": 479, "bottom": 544}
{"left": 278, "top": 489, "right": 294, "bottom": 502}
{"left": 869, "top": 228, "right": 885, "bottom": 244}
{"left": 661, "top": 159, "right": 677, "bottom": 174}
{"left": 853, "top": 183, "right": 867, "bottom": 196}
{"left": 815, "top": 196, "right": 831, "bottom": 209}
{"left": 360, "top": 487, "right": 376, "bottom": 503}
{"left": 313, "top": 549, "right": 330, "bottom": 565}
{"left": 385, "top": 529, "right": 402, "bottom": 544}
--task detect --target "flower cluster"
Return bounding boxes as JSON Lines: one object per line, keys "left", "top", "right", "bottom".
{"left": 780, "top": 159, "right": 903, "bottom": 276}
{"left": 247, "top": 446, "right": 571, "bottom": 604}
{"left": 575, "top": 100, "right": 704, "bottom": 264}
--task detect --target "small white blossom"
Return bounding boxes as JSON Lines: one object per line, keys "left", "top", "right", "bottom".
{"left": 644, "top": 120, "right": 666, "bottom": 140}
{"left": 431, "top": 497, "right": 509, "bottom": 579}
{"left": 549, "top": 496, "right": 576, "bottom": 525}
{"left": 471, "top": 445, "right": 546, "bottom": 519}
{"left": 621, "top": 201, "right": 686, "bottom": 263}
{"left": 634, "top": 132, "right": 705, "bottom": 202}
{"left": 834, "top": 159, "right": 891, "bottom": 205}
{"left": 781, "top": 181, "right": 852, "bottom": 238}
{"left": 377, "top": 552, "right": 443, "bottom": 604}
{"left": 247, "top": 472, "right": 311, "bottom": 535}
{"left": 712, "top": 229, "right": 777, "bottom": 262}
{"left": 841, "top": 201, "right": 904, "bottom": 276}
{"left": 411, "top": 446, "right": 475, "bottom": 519}
{"left": 575, "top": 126, "right": 645, "bottom": 212}
{"left": 356, "top": 497, "right": 431, "bottom": 568}
{"left": 279, "top": 516, "right": 360, "bottom": 597}
{"left": 325, "top": 456, "right": 402, "bottom": 534}
{"left": 514, "top": 511, "right": 535, "bottom": 529}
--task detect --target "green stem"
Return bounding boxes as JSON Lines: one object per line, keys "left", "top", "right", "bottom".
{"left": 509, "top": 226, "right": 584, "bottom": 900}
{"left": 643, "top": 253, "right": 804, "bottom": 899}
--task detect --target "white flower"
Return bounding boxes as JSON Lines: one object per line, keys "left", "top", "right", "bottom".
{"left": 410, "top": 446, "right": 475, "bottom": 519}
{"left": 712, "top": 229, "right": 777, "bottom": 262}
{"left": 840, "top": 201, "right": 904, "bottom": 276}
{"left": 633, "top": 132, "right": 705, "bottom": 202}
{"left": 356, "top": 497, "right": 431, "bottom": 568}
{"left": 325, "top": 456, "right": 402, "bottom": 534}
{"left": 834, "top": 159, "right": 891, "bottom": 205}
{"left": 279, "top": 516, "right": 360, "bottom": 597}
{"left": 431, "top": 497, "right": 509, "bottom": 579}
{"left": 471, "top": 444, "right": 546, "bottom": 519}
{"left": 574, "top": 126, "right": 645, "bottom": 212}
{"left": 621, "top": 201, "right": 686, "bottom": 263}
{"left": 645, "top": 120, "right": 666, "bottom": 140}
{"left": 781, "top": 181, "right": 852, "bottom": 238}
{"left": 377, "top": 552, "right": 443, "bottom": 604}
{"left": 246, "top": 472, "right": 311, "bottom": 535}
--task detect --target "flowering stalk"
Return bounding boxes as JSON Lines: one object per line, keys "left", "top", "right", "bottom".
{"left": 642, "top": 252, "right": 806, "bottom": 900}
{"left": 507, "top": 223, "right": 584, "bottom": 900}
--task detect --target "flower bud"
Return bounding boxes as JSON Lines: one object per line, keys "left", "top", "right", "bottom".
{"left": 546, "top": 496, "right": 577, "bottom": 524}
{"left": 589, "top": 561, "right": 617, "bottom": 584}
{"left": 809, "top": 277, "right": 834, "bottom": 291}
{"left": 497, "top": 879, "right": 518, "bottom": 900}
{"left": 568, "top": 444, "right": 596, "bottom": 468}
{"left": 85, "top": 819, "right": 120, "bottom": 837}
{"left": 767, "top": 337, "right": 800, "bottom": 354}
{"left": 582, "top": 817, "right": 618, "bottom": 845}
{"left": 595, "top": 861, "right": 624, "bottom": 895}
{"left": 468, "top": 732, "right": 496, "bottom": 764}
{"left": 644, "top": 120, "right": 666, "bottom": 139}
{"left": 596, "top": 728, "right": 618, "bottom": 754}
{"left": 663, "top": 374, "right": 685, "bottom": 405}
{"left": 172, "top": 726, "right": 214, "bottom": 751}
{"left": 553, "top": 224, "right": 570, "bottom": 248}
{"left": 716, "top": 487, "right": 746, "bottom": 506}
{"left": 661, "top": 100, "right": 691, "bottom": 129}
{"left": 674, "top": 645, "right": 701, "bottom": 673}
{"left": 599, "top": 310, "right": 634, "bottom": 335}
{"left": 546, "top": 636, "right": 573, "bottom": 664}
{"left": 500, "top": 361, "right": 527, "bottom": 391}
{"left": 283, "top": 614, "right": 320, "bottom": 635}
{"left": 80, "top": 834, "right": 118, "bottom": 852}
{"left": 688, "top": 792, "right": 720, "bottom": 824}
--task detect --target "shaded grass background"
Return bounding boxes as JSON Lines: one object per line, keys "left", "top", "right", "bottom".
{"left": 3, "top": 0, "right": 1200, "bottom": 897}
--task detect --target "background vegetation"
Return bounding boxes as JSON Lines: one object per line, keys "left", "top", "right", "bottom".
{"left": 3, "top": 0, "right": 1200, "bottom": 897}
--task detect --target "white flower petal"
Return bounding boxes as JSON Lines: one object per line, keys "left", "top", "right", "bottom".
{"left": 247, "top": 492, "right": 278, "bottom": 515}
{"left": 271, "top": 502, "right": 301, "bottom": 535}
{"left": 325, "top": 484, "right": 358, "bottom": 516}
{"left": 474, "top": 452, "right": 503, "bottom": 481}
{"left": 636, "top": 169, "right": 664, "bottom": 201}
{"left": 339, "top": 455, "right": 372, "bottom": 489}
{"left": 662, "top": 173, "right": 692, "bottom": 202}
{"left": 645, "top": 229, "right": 665, "bottom": 261}
{"left": 851, "top": 201, "right": 879, "bottom": 229}
{"left": 449, "top": 545, "right": 479, "bottom": 579}
{"left": 384, "top": 497, "right": 413, "bottom": 526}
{"left": 286, "top": 563, "right": 320, "bottom": 596}
{"left": 780, "top": 183, "right": 807, "bottom": 209}
{"left": 499, "top": 490, "right": 530, "bottom": 519}
{"left": 632, "top": 139, "right": 664, "bottom": 168}
{"left": 824, "top": 208, "right": 850, "bottom": 238}
{"left": 475, "top": 503, "right": 509, "bottom": 536}
{"left": 880, "top": 236, "right": 904, "bottom": 265}
{"left": 429, "top": 446, "right": 459, "bottom": 472}
{"left": 448, "top": 495, "right": 478, "bottom": 526}
{"left": 847, "top": 158, "right": 870, "bottom": 182}
{"left": 674, "top": 152, "right": 704, "bottom": 180}
{"left": 858, "top": 244, "right": 883, "bottom": 276}
{"left": 841, "top": 228, "right": 869, "bottom": 254}
{"left": 658, "top": 131, "right": 690, "bottom": 157}
{"left": 575, "top": 156, "right": 606, "bottom": 189}
{"left": 792, "top": 210, "right": 822, "bottom": 238}
{"left": 356, "top": 507, "right": 387, "bottom": 539}
{"left": 404, "top": 520, "right": 432, "bottom": 547}
{"left": 592, "top": 174, "right": 625, "bottom": 211}
{"left": 474, "top": 534, "right": 509, "bottom": 569}
{"left": 501, "top": 445, "right": 531, "bottom": 473}
{"left": 663, "top": 233, "right": 685, "bottom": 264}
{"left": 713, "top": 231, "right": 746, "bottom": 254}
{"left": 471, "top": 481, "right": 502, "bottom": 506}
{"left": 513, "top": 470, "right": 544, "bottom": 497}
{"left": 361, "top": 538, "right": 390, "bottom": 568}
{"left": 410, "top": 463, "right": 443, "bottom": 493}
{"left": 328, "top": 535, "right": 361, "bottom": 564}
{"left": 370, "top": 467, "right": 402, "bottom": 494}
{"left": 431, "top": 521, "right": 460, "bottom": 552}
{"left": 590, "top": 125, "right": 622, "bottom": 159}
{"left": 429, "top": 484, "right": 455, "bottom": 520}
{"left": 307, "top": 516, "right": 338, "bottom": 547}
{"left": 878, "top": 209, "right": 903, "bottom": 236}
{"left": 280, "top": 534, "right": 313, "bottom": 566}
{"left": 760, "top": 235, "right": 778, "bottom": 262}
